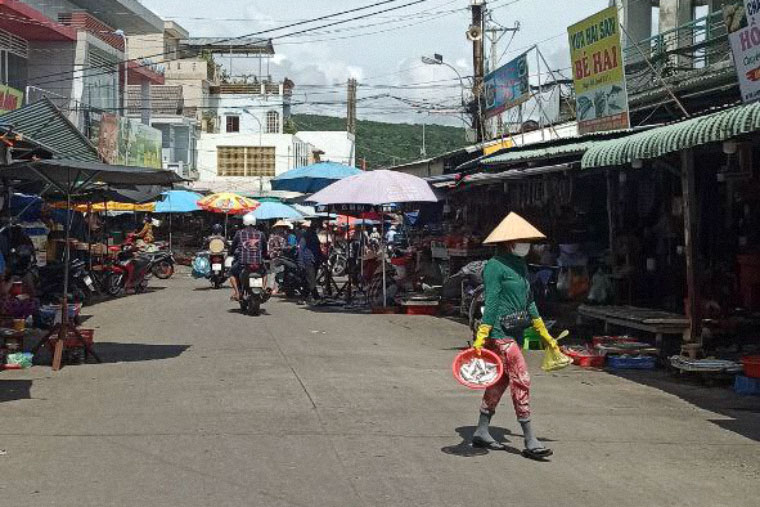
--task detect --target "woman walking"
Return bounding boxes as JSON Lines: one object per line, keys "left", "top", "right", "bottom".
{"left": 472, "top": 212, "right": 562, "bottom": 459}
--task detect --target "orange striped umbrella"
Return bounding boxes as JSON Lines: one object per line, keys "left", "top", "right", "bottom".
{"left": 197, "top": 192, "right": 260, "bottom": 216}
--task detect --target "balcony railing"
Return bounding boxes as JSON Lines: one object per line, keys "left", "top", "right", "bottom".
{"left": 624, "top": 10, "right": 732, "bottom": 97}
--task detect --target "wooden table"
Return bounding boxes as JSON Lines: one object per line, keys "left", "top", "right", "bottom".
{"left": 578, "top": 305, "right": 690, "bottom": 348}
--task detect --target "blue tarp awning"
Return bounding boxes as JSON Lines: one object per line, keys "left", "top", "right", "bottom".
{"left": 271, "top": 162, "right": 361, "bottom": 193}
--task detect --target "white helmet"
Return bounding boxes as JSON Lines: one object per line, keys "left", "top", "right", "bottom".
{"left": 243, "top": 214, "right": 257, "bottom": 227}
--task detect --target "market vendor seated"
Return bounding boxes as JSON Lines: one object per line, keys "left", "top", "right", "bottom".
{"left": 134, "top": 215, "right": 155, "bottom": 248}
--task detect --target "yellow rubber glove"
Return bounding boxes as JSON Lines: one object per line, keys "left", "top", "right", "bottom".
{"left": 473, "top": 324, "right": 492, "bottom": 353}
{"left": 532, "top": 318, "right": 558, "bottom": 351}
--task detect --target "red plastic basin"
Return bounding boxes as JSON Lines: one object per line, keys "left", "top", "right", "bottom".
{"left": 741, "top": 356, "right": 760, "bottom": 379}
{"left": 452, "top": 348, "right": 504, "bottom": 390}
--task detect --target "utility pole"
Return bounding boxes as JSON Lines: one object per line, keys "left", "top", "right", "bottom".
{"left": 346, "top": 78, "right": 357, "bottom": 135}
{"left": 469, "top": 0, "right": 486, "bottom": 143}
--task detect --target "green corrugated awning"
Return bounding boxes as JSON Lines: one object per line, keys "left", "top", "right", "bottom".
{"left": 0, "top": 98, "right": 99, "bottom": 162}
{"left": 482, "top": 141, "right": 598, "bottom": 166}
{"left": 582, "top": 102, "right": 760, "bottom": 169}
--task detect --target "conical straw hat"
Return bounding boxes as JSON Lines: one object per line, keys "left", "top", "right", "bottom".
{"left": 483, "top": 212, "right": 546, "bottom": 244}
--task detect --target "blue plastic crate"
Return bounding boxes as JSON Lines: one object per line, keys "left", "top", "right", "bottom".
{"left": 734, "top": 375, "right": 760, "bottom": 396}
{"left": 607, "top": 355, "right": 657, "bottom": 370}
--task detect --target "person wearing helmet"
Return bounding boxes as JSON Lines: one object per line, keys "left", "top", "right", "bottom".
{"left": 211, "top": 223, "right": 224, "bottom": 237}
{"left": 228, "top": 214, "right": 267, "bottom": 301}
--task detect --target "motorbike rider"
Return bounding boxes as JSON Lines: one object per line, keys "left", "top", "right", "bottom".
{"left": 229, "top": 214, "right": 267, "bottom": 301}
{"left": 206, "top": 223, "right": 225, "bottom": 246}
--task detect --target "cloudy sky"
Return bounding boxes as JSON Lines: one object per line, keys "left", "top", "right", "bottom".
{"left": 142, "top": 0, "right": 610, "bottom": 125}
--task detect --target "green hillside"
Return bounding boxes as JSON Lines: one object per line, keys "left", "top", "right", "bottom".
{"left": 290, "top": 114, "right": 467, "bottom": 169}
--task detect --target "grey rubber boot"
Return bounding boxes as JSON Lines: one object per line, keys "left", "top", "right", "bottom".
{"left": 472, "top": 411, "right": 505, "bottom": 450}
{"left": 519, "top": 418, "right": 552, "bottom": 458}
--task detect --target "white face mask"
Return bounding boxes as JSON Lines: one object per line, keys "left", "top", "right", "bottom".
{"left": 511, "top": 243, "right": 531, "bottom": 257}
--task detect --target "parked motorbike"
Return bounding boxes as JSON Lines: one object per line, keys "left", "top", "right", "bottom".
{"left": 107, "top": 244, "right": 153, "bottom": 296}
{"left": 273, "top": 247, "right": 309, "bottom": 300}
{"left": 328, "top": 243, "right": 348, "bottom": 278}
{"left": 238, "top": 264, "right": 270, "bottom": 316}
{"left": 37, "top": 259, "right": 96, "bottom": 305}
{"left": 147, "top": 248, "right": 176, "bottom": 279}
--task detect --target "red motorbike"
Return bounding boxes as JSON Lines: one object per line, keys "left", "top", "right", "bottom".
{"left": 98, "top": 236, "right": 152, "bottom": 296}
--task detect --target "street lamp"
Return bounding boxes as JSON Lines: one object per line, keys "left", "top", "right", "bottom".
{"left": 421, "top": 54, "right": 466, "bottom": 107}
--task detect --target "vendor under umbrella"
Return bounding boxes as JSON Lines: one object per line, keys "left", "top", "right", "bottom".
{"left": 472, "top": 212, "right": 562, "bottom": 459}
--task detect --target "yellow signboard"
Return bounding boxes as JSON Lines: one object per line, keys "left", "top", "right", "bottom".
{"left": 568, "top": 7, "right": 630, "bottom": 134}
{"left": 0, "top": 85, "right": 23, "bottom": 115}
{"left": 483, "top": 139, "right": 515, "bottom": 156}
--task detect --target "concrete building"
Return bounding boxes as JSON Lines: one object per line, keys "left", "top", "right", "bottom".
{"left": 295, "top": 131, "right": 356, "bottom": 167}
{"left": 196, "top": 81, "right": 312, "bottom": 193}
{"left": 617, "top": 0, "right": 739, "bottom": 123}
{"left": 127, "top": 84, "right": 199, "bottom": 179}
{"left": 1, "top": 1, "right": 165, "bottom": 132}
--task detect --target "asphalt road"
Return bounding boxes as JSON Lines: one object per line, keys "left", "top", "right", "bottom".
{"left": 1, "top": 274, "right": 759, "bottom": 506}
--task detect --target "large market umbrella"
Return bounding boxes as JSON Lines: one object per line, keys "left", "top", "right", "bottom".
{"left": 309, "top": 170, "right": 437, "bottom": 307}
{"left": 307, "top": 169, "right": 437, "bottom": 207}
{"left": 1, "top": 159, "right": 182, "bottom": 370}
{"left": 154, "top": 190, "right": 204, "bottom": 250}
{"left": 51, "top": 201, "right": 156, "bottom": 213}
{"left": 271, "top": 162, "right": 361, "bottom": 194}
{"left": 154, "top": 190, "right": 203, "bottom": 213}
{"left": 197, "top": 192, "right": 260, "bottom": 237}
{"left": 248, "top": 201, "right": 303, "bottom": 221}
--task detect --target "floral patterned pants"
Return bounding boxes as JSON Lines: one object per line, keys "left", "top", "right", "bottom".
{"left": 480, "top": 338, "right": 531, "bottom": 420}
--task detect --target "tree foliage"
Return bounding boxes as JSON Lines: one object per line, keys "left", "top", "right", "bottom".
{"left": 291, "top": 114, "right": 467, "bottom": 169}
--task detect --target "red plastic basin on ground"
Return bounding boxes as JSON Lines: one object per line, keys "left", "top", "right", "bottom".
{"left": 452, "top": 348, "right": 504, "bottom": 390}
{"left": 562, "top": 346, "right": 605, "bottom": 368}
{"left": 741, "top": 356, "right": 760, "bottom": 379}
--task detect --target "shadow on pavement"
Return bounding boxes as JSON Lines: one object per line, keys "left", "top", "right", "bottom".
{"left": 0, "top": 380, "right": 33, "bottom": 403}
{"left": 610, "top": 369, "right": 760, "bottom": 442}
{"left": 90, "top": 343, "right": 191, "bottom": 364}
{"left": 441, "top": 426, "right": 522, "bottom": 458}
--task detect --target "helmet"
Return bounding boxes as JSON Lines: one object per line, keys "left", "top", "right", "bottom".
{"left": 211, "top": 224, "right": 223, "bottom": 235}
{"left": 243, "top": 214, "right": 257, "bottom": 227}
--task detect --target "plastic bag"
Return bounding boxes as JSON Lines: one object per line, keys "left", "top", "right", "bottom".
{"left": 191, "top": 255, "right": 210, "bottom": 278}
{"left": 7, "top": 352, "right": 33, "bottom": 369}
{"left": 541, "top": 346, "right": 572, "bottom": 372}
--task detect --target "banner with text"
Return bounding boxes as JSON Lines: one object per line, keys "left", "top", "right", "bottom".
{"left": 483, "top": 53, "right": 530, "bottom": 119}
{"left": 568, "top": 6, "right": 630, "bottom": 134}
{"left": 0, "top": 85, "right": 23, "bottom": 115}
{"left": 726, "top": 1, "right": 760, "bottom": 103}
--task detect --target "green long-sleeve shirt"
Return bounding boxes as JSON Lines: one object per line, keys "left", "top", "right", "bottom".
{"left": 481, "top": 253, "right": 540, "bottom": 339}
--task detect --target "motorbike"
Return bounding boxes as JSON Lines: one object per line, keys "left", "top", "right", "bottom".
{"left": 206, "top": 236, "right": 231, "bottom": 289}
{"left": 37, "top": 259, "right": 96, "bottom": 306}
{"left": 106, "top": 244, "right": 153, "bottom": 296}
{"left": 146, "top": 244, "right": 176, "bottom": 279}
{"left": 238, "top": 263, "right": 270, "bottom": 316}
{"left": 273, "top": 247, "right": 309, "bottom": 300}
{"left": 328, "top": 243, "right": 348, "bottom": 278}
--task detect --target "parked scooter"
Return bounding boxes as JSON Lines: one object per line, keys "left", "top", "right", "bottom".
{"left": 273, "top": 247, "right": 309, "bottom": 300}
{"left": 146, "top": 243, "right": 176, "bottom": 279}
{"left": 238, "top": 263, "right": 270, "bottom": 316}
{"left": 37, "top": 259, "right": 96, "bottom": 305}
{"left": 107, "top": 242, "right": 153, "bottom": 296}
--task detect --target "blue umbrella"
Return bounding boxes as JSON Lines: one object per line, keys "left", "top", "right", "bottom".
{"left": 271, "top": 162, "right": 361, "bottom": 193}
{"left": 246, "top": 201, "right": 303, "bottom": 221}
{"left": 154, "top": 190, "right": 204, "bottom": 213}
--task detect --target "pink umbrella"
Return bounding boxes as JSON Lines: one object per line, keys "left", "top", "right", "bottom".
{"left": 307, "top": 169, "right": 437, "bottom": 207}
{"left": 308, "top": 170, "right": 438, "bottom": 307}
